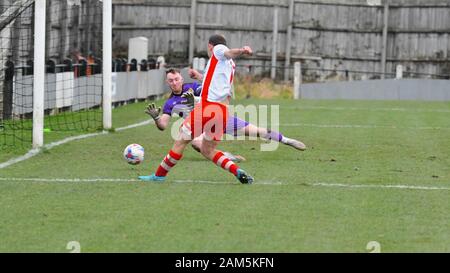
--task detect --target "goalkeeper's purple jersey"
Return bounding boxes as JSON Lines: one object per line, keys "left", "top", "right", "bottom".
{"left": 162, "top": 82, "right": 202, "bottom": 118}
{"left": 162, "top": 81, "right": 249, "bottom": 135}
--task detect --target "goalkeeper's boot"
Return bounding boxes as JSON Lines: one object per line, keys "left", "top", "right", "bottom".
{"left": 138, "top": 174, "right": 166, "bottom": 182}
{"left": 236, "top": 169, "right": 254, "bottom": 184}
{"left": 284, "top": 137, "right": 307, "bottom": 151}
{"left": 223, "top": 152, "right": 246, "bottom": 163}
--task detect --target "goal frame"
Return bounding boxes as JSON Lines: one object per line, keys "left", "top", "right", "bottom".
{"left": 32, "top": 0, "right": 112, "bottom": 148}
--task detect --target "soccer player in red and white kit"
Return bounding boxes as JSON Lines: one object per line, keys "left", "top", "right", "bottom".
{"left": 139, "top": 34, "right": 254, "bottom": 184}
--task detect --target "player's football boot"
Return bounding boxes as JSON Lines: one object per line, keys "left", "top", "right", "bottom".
{"left": 138, "top": 174, "right": 166, "bottom": 182}
{"left": 236, "top": 169, "right": 254, "bottom": 184}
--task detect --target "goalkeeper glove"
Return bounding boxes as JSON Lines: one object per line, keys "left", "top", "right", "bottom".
{"left": 145, "top": 103, "right": 161, "bottom": 121}
{"left": 181, "top": 89, "right": 195, "bottom": 109}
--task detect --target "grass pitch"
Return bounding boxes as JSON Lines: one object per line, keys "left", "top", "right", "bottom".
{"left": 0, "top": 99, "right": 449, "bottom": 252}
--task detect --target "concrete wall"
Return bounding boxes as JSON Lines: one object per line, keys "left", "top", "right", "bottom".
{"left": 112, "top": 69, "right": 167, "bottom": 103}
{"left": 299, "top": 79, "right": 450, "bottom": 101}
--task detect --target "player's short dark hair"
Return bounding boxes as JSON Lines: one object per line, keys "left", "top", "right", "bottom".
{"left": 208, "top": 34, "right": 227, "bottom": 47}
{"left": 166, "top": 68, "right": 181, "bottom": 75}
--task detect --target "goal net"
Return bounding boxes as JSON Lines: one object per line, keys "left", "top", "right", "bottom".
{"left": 1, "top": 0, "right": 106, "bottom": 150}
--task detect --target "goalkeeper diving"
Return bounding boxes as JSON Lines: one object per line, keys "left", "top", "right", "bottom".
{"left": 145, "top": 68, "right": 306, "bottom": 155}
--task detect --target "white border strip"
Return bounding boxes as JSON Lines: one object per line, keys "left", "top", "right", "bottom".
{"left": 0, "top": 177, "right": 448, "bottom": 191}
{"left": 0, "top": 120, "right": 153, "bottom": 170}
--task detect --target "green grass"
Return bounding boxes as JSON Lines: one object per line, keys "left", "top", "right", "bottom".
{"left": 0, "top": 108, "right": 103, "bottom": 162}
{"left": 0, "top": 99, "right": 449, "bottom": 252}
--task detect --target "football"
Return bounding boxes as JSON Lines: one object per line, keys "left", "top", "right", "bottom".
{"left": 123, "top": 144, "right": 145, "bottom": 165}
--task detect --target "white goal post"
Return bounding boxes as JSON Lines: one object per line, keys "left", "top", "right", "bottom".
{"left": 102, "top": 0, "right": 112, "bottom": 130}
{"left": 32, "top": 0, "right": 112, "bottom": 148}
{"left": 32, "top": 0, "right": 46, "bottom": 148}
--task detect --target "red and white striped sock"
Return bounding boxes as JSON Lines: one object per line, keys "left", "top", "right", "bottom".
{"left": 212, "top": 151, "right": 239, "bottom": 176}
{"left": 155, "top": 150, "right": 183, "bottom": 177}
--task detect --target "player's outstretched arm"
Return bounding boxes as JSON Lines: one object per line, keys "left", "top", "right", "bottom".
{"left": 155, "top": 114, "right": 171, "bottom": 131}
{"left": 224, "top": 46, "right": 253, "bottom": 59}
{"left": 145, "top": 103, "right": 171, "bottom": 131}
{"left": 188, "top": 68, "right": 203, "bottom": 81}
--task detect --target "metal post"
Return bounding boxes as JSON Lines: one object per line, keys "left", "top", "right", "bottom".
{"left": 193, "top": 57, "right": 199, "bottom": 71}
{"left": 3, "top": 61, "right": 14, "bottom": 120}
{"left": 188, "top": 0, "right": 197, "bottom": 64}
{"left": 198, "top": 58, "right": 206, "bottom": 71}
{"left": 381, "top": 0, "right": 389, "bottom": 79}
{"left": 293, "top": 62, "right": 302, "bottom": 99}
{"left": 59, "top": 0, "right": 68, "bottom": 60}
{"left": 284, "top": 0, "right": 294, "bottom": 82}
{"left": 33, "top": 0, "right": 46, "bottom": 148}
{"left": 396, "top": 64, "right": 403, "bottom": 79}
{"left": 103, "top": 0, "right": 112, "bottom": 130}
{"left": 271, "top": 5, "right": 278, "bottom": 80}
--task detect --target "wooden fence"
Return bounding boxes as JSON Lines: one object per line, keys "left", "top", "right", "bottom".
{"left": 112, "top": 0, "right": 450, "bottom": 80}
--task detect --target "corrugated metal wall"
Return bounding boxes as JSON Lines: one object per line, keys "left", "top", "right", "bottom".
{"left": 112, "top": 0, "right": 450, "bottom": 80}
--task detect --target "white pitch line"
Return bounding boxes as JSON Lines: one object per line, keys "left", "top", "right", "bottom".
{"left": 172, "top": 179, "right": 283, "bottom": 185}
{"left": 0, "top": 177, "right": 136, "bottom": 183}
{"left": 276, "top": 123, "right": 450, "bottom": 130}
{"left": 0, "top": 119, "right": 153, "bottom": 170}
{"left": 0, "top": 177, "right": 281, "bottom": 186}
{"left": 115, "top": 120, "right": 152, "bottom": 131}
{"left": 311, "top": 182, "right": 450, "bottom": 191}
{"left": 0, "top": 148, "right": 41, "bottom": 170}
{"left": 0, "top": 177, "right": 448, "bottom": 191}
{"left": 284, "top": 106, "right": 450, "bottom": 113}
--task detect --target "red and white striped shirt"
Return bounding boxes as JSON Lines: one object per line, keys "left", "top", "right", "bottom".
{"left": 201, "top": 44, "right": 235, "bottom": 103}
